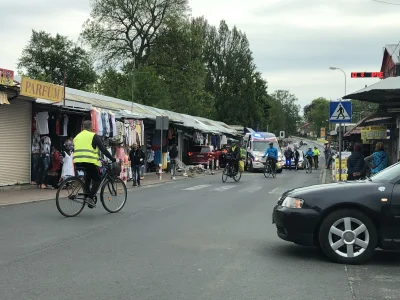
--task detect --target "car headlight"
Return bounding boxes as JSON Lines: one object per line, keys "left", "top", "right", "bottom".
{"left": 282, "top": 196, "right": 304, "bottom": 208}
{"left": 254, "top": 156, "right": 259, "bottom": 161}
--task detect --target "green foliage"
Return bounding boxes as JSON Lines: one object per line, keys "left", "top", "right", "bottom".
{"left": 351, "top": 100, "right": 378, "bottom": 123}
{"left": 303, "top": 97, "right": 330, "bottom": 137}
{"left": 81, "top": 0, "right": 189, "bottom": 67}
{"left": 268, "top": 90, "right": 301, "bottom": 136}
{"left": 18, "top": 30, "right": 97, "bottom": 90}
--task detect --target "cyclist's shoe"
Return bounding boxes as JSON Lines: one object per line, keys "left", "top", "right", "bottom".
{"left": 86, "top": 197, "right": 96, "bottom": 209}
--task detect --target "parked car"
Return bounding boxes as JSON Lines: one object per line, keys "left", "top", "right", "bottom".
{"left": 188, "top": 145, "right": 215, "bottom": 166}
{"left": 272, "top": 162, "right": 400, "bottom": 264}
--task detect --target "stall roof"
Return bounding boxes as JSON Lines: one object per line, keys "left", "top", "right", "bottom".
{"left": 343, "top": 76, "right": 400, "bottom": 105}
{"left": 31, "top": 82, "right": 241, "bottom": 135}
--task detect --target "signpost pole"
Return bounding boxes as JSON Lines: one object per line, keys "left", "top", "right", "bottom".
{"left": 63, "top": 71, "right": 66, "bottom": 107}
{"left": 338, "top": 123, "right": 342, "bottom": 181}
{"left": 161, "top": 117, "right": 163, "bottom": 177}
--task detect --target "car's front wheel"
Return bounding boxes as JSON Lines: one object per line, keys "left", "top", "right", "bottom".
{"left": 318, "top": 209, "right": 377, "bottom": 264}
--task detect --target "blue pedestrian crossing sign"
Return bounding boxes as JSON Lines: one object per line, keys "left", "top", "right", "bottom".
{"left": 329, "top": 101, "right": 352, "bottom": 123}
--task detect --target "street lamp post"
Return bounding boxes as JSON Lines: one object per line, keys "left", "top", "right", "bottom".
{"left": 329, "top": 66, "right": 347, "bottom": 181}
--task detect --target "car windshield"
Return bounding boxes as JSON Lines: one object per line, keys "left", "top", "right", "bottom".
{"left": 371, "top": 162, "right": 400, "bottom": 182}
{"left": 253, "top": 141, "right": 278, "bottom": 152}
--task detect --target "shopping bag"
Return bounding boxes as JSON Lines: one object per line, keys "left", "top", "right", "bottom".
{"left": 238, "top": 160, "right": 244, "bottom": 172}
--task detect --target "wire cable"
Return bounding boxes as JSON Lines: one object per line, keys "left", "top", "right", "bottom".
{"left": 371, "top": 0, "right": 400, "bottom": 5}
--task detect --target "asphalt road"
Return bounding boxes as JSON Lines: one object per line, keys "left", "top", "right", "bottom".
{"left": 1, "top": 146, "right": 400, "bottom": 299}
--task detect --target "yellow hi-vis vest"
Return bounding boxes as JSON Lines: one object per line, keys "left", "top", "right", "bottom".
{"left": 73, "top": 130, "right": 100, "bottom": 166}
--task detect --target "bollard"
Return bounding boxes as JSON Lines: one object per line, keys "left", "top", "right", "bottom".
{"left": 158, "top": 163, "right": 163, "bottom": 180}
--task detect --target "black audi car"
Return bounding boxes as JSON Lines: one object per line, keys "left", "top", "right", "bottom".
{"left": 272, "top": 162, "right": 400, "bottom": 264}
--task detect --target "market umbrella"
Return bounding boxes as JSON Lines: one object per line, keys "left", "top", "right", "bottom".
{"left": 343, "top": 76, "right": 400, "bottom": 106}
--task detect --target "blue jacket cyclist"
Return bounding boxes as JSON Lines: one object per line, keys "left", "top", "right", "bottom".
{"left": 263, "top": 142, "right": 278, "bottom": 171}
{"left": 305, "top": 147, "right": 314, "bottom": 166}
{"left": 74, "top": 120, "right": 116, "bottom": 208}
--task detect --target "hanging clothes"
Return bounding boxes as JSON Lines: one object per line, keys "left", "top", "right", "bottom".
{"left": 154, "top": 149, "right": 161, "bottom": 166}
{"left": 63, "top": 115, "right": 69, "bottom": 136}
{"left": 96, "top": 109, "right": 103, "bottom": 136}
{"left": 90, "top": 109, "right": 98, "bottom": 134}
{"left": 115, "top": 147, "right": 125, "bottom": 162}
{"left": 56, "top": 116, "right": 61, "bottom": 135}
{"left": 32, "top": 131, "right": 40, "bottom": 154}
{"left": 221, "top": 135, "right": 228, "bottom": 145}
{"left": 111, "top": 113, "right": 117, "bottom": 137}
{"left": 36, "top": 112, "right": 49, "bottom": 135}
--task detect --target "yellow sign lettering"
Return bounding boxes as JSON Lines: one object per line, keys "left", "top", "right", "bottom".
{"left": 20, "top": 77, "right": 64, "bottom": 102}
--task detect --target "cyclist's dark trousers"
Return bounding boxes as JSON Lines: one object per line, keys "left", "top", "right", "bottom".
{"left": 307, "top": 157, "right": 313, "bottom": 167}
{"left": 313, "top": 156, "right": 318, "bottom": 167}
{"left": 76, "top": 163, "right": 101, "bottom": 199}
{"left": 267, "top": 157, "right": 277, "bottom": 171}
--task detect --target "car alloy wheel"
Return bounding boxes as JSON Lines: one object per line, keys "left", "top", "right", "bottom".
{"left": 318, "top": 209, "right": 377, "bottom": 264}
{"left": 328, "top": 217, "right": 369, "bottom": 258}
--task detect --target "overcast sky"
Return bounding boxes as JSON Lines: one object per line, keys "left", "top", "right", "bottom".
{"left": 1, "top": 0, "right": 399, "bottom": 109}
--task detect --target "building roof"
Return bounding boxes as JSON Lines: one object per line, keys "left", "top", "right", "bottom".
{"left": 385, "top": 44, "right": 400, "bottom": 64}
{"left": 33, "top": 84, "right": 239, "bottom": 135}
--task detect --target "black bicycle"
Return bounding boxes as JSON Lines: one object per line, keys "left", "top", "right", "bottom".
{"left": 222, "top": 155, "right": 242, "bottom": 183}
{"left": 56, "top": 162, "right": 127, "bottom": 217}
{"left": 263, "top": 159, "right": 276, "bottom": 178}
{"left": 305, "top": 155, "right": 313, "bottom": 173}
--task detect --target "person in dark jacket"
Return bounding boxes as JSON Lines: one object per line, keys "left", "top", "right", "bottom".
{"left": 169, "top": 144, "right": 179, "bottom": 179}
{"left": 129, "top": 143, "right": 145, "bottom": 186}
{"left": 347, "top": 143, "right": 366, "bottom": 181}
{"left": 284, "top": 147, "right": 294, "bottom": 170}
{"left": 294, "top": 147, "right": 300, "bottom": 170}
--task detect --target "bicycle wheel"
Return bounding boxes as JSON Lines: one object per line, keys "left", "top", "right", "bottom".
{"left": 222, "top": 166, "right": 229, "bottom": 182}
{"left": 271, "top": 167, "right": 276, "bottom": 178}
{"left": 101, "top": 177, "right": 128, "bottom": 213}
{"left": 263, "top": 164, "right": 271, "bottom": 178}
{"left": 56, "top": 177, "right": 86, "bottom": 217}
{"left": 233, "top": 169, "right": 242, "bottom": 182}
{"left": 305, "top": 162, "right": 309, "bottom": 173}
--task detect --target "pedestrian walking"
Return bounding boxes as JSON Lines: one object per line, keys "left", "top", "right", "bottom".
{"left": 347, "top": 143, "right": 366, "bottom": 181}
{"left": 169, "top": 144, "right": 178, "bottom": 179}
{"left": 324, "top": 144, "right": 332, "bottom": 169}
{"left": 284, "top": 147, "right": 294, "bottom": 170}
{"left": 294, "top": 147, "right": 300, "bottom": 170}
{"left": 129, "top": 143, "right": 145, "bottom": 186}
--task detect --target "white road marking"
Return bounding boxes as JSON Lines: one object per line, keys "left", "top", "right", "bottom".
{"left": 212, "top": 186, "right": 236, "bottom": 192}
{"left": 249, "top": 186, "right": 262, "bottom": 193}
{"left": 182, "top": 184, "right": 211, "bottom": 191}
{"left": 238, "top": 187, "right": 253, "bottom": 193}
{"left": 269, "top": 188, "right": 286, "bottom": 194}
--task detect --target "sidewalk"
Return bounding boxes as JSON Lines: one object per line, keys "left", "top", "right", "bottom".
{"left": 0, "top": 171, "right": 217, "bottom": 207}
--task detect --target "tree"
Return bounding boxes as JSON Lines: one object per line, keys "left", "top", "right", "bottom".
{"left": 147, "top": 17, "right": 216, "bottom": 118}
{"left": 18, "top": 30, "right": 97, "bottom": 90}
{"left": 203, "top": 20, "right": 263, "bottom": 127}
{"left": 81, "top": 0, "right": 189, "bottom": 67}
{"left": 269, "top": 90, "right": 301, "bottom": 136}
{"left": 351, "top": 100, "right": 378, "bottom": 123}
{"left": 303, "top": 97, "right": 330, "bottom": 137}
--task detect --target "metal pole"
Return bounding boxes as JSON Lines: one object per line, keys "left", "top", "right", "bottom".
{"left": 338, "top": 68, "right": 346, "bottom": 181}
{"left": 161, "top": 116, "right": 163, "bottom": 175}
{"left": 63, "top": 71, "right": 66, "bottom": 107}
{"left": 131, "top": 58, "right": 135, "bottom": 113}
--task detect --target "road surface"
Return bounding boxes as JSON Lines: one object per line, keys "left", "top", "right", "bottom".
{"left": 1, "top": 151, "right": 399, "bottom": 299}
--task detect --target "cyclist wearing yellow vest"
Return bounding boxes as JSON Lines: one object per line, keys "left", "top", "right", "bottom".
{"left": 312, "top": 146, "right": 320, "bottom": 169}
{"left": 74, "top": 120, "right": 115, "bottom": 208}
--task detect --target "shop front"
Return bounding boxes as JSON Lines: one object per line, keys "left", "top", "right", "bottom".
{"left": 0, "top": 70, "right": 35, "bottom": 186}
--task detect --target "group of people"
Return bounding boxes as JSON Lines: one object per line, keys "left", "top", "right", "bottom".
{"left": 283, "top": 145, "right": 320, "bottom": 170}
{"left": 346, "top": 141, "right": 388, "bottom": 180}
